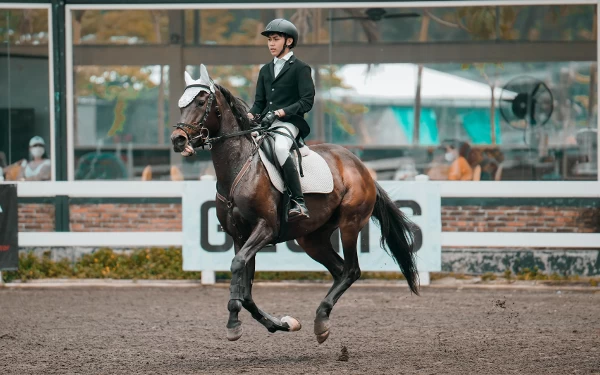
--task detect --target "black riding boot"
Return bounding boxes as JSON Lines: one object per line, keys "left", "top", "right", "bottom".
{"left": 281, "top": 155, "right": 310, "bottom": 222}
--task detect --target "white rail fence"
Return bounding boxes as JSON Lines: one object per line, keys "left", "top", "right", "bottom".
{"left": 12, "top": 181, "right": 600, "bottom": 248}
{"left": 6, "top": 181, "right": 600, "bottom": 285}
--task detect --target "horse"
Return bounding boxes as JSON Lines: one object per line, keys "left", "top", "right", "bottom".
{"left": 170, "top": 68, "right": 420, "bottom": 344}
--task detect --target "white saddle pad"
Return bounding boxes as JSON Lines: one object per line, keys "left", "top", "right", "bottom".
{"left": 257, "top": 141, "right": 334, "bottom": 195}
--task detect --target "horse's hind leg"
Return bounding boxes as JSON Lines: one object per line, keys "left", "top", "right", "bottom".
{"left": 297, "top": 228, "right": 347, "bottom": 344}
{"left": 240, "top": 257, "right": 302, "bottom": 334}
{"left": 310, "top": 203, "right": 372, "bottom": 344}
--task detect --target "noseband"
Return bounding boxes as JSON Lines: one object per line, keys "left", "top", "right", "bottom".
{"left": 173, "top": 83, "right": 221, "bottom": 149}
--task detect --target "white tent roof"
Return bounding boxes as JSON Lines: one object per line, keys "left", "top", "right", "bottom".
{"left": 328, "top": 64, "right": 505, "bottom": 103}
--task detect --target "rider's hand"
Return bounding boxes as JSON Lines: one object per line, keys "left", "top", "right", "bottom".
{"left": 260, "top": 111, "right": 278, "bottom": 128}
{"left": 247, "top": 113, "right": 254, "bottom": 120}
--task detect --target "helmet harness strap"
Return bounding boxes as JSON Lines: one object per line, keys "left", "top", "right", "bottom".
{"left": 276, "top": 34, "right": 291, "bottom": 58}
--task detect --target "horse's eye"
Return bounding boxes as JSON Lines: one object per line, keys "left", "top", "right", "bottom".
{"left": 197, "top": 100, "right": 206, "bottom": 107}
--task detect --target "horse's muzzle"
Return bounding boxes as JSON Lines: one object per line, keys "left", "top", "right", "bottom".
{"left": 171, "top": 134, "right": 187, "bottom": 152}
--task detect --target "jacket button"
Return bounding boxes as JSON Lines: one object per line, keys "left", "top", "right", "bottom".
{"left": 269, "top": 102, "right": 272, "bottom": 104}
{"left": 272, "top": 88, "right": 274, "bottom": 91}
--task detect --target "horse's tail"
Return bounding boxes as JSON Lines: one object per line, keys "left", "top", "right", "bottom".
{"left": 370, "top": 182, "right": 420, "bottom": 295}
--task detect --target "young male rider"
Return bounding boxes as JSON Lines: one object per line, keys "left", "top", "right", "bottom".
{"left": 248, "top": 18, "right": 315, "bottom": 222}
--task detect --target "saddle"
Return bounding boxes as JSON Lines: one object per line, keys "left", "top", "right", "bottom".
{"left": 251, "top": 131, "right": 334, "bottom": 245}
{"left": 253, "top": 132, "right": 334, "bottom": 195}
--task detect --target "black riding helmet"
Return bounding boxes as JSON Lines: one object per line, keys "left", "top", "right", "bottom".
{"left": 261, "top": 18, "right": 299, "bottom": 49}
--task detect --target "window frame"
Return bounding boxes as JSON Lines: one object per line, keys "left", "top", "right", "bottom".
{"left": 1, "top": 3, "right": 56, "bottom": 181}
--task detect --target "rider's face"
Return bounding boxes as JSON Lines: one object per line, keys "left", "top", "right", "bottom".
{"left": 267, "top": 34, "right": 290, "bottom": 56}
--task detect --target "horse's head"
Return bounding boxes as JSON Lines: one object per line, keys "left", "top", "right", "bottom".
{"left": 170, "top": 64, "right": 222, "bottom": 156}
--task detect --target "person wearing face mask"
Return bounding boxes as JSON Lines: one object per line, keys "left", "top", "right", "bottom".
{"left": 17, "top": 136, "right": 51, "bottom": 181}
{"left": 446, "top": 142, "right": 474, "bottom": 181}
{"left": 425, "top": 146, "right": 451, "bottom": 180}
{"left": 247, "top": 18, "right": 315, "bottom": 222}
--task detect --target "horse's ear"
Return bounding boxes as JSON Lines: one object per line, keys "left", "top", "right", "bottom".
{"left": 184, "top": 71, "right": 194, "bottom": 87}
{"left": 200, "top": 64, "right": 210, "bottom": 81}
{"left": 199, "top": 64, "right": 216, "bottom": 93}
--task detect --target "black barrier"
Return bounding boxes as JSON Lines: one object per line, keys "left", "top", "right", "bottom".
{"left": 0, "top": 184, "right": 19, "bottom": 270}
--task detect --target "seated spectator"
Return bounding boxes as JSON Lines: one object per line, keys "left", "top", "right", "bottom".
{"left": 467, "top": 148, "right": 484, "bottom": 181}
{"left": 426, "top": 146, "right": 451, "bottom": 181}
{"left": 17, "top": 136, "right": 51, "bottom": 181}
{"left": 446, "top": 141, "right": 473, "bottom": 181}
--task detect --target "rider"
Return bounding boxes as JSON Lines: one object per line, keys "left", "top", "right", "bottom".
{"left": 247, "top": 18, "right": 315, "bottom": 222}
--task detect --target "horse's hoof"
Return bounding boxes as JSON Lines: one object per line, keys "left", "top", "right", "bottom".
{"left": 316, "top": 330, "right": 330, "bottom": 344}
{"left": 314, "top": 318, "right": 330, "bottom": 335}
{"left": 281, "top": 316, "right": 302, "bottom": 332}
{"left": 227, "top": 325, "right": 243, "bottom": 341}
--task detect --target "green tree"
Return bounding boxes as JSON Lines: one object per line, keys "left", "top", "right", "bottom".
{"left": 72, "top": 10, "right": 169, "bottom": 143}
{"left": 0, "top": 9, "right": 49, "bottom": 45}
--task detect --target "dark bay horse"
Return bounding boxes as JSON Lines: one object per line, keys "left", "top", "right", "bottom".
{"left": 170, "top": 74, "right": 420, "bottom": 344}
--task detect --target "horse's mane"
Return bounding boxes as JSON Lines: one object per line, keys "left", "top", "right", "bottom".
{"left": 214, "top": 83, "right": 253, "bottom": 131}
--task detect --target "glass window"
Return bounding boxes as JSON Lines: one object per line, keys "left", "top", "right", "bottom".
{"left": 1, "top": 8, "right": 53, "bottom": 181}
{"left": 72, "top": 10, "right": 169, "bottom": 45}
{"left": 67, "top": 4, "right": 598, "bottom": 182}
{"left": 327, "top": 61, "right": 597, "bottom": 181}
{"left": 184, "top": 9, "right": 330, "bottom": 45}
{"left": 330, "top": 5, "right": 596, "bottom": 43}
{"left": 73, "top": 64, "right": 170, "bottom": 180}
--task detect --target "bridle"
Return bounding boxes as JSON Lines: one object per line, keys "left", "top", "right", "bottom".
{"left": 173, "top": 83, "right": 221, "bottom": 150}
{"left": 173, "top": 83, "right": 271, "bottom": 150}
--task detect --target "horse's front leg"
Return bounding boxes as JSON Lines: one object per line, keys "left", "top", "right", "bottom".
{"left": 240, "top": 256, "right": 302, "bottom": 335}
{"left": 226, "top": 219, "right": 275, "bottom": 341}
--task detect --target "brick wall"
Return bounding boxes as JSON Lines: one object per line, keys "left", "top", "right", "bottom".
{"left": 442, "top": 206, "right": 599, "bottom": 233}
{"left": 17, "top": 202, "right": 599, "bottom": 234}
{"left": 18, "top": 203, "right": 55, "bottom": 232}
{"left": 70, "top": 204, "right": 182, "bottom": 232}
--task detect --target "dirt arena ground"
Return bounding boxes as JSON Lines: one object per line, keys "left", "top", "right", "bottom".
{"left": 1, "top": 283, "right": 599, "bottom": 374}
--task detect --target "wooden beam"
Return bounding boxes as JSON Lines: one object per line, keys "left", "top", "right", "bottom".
{"left": 67, "top": 41, "right": 596, "bottom": 66}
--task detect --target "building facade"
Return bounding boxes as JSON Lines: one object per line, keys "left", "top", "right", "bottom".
{"left": 2, "top": 0, "right": 599, "bottom": 275}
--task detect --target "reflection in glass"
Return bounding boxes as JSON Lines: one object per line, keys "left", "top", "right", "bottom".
{"left": 66, "top": 4, "right": 598, "bottom": 181}
{"left": 328, "top": 61, "right": 597, "bottom": 181}
{"left": 71, "top": 10, "right": 169, "bottom": 45}
{"left": 74, "top": 65, "right": 170, "bottom": 180}
{"left": 1, "top": 9, "right": 51, "bottom": 181}
{"left": 332, "top": 5, "right": 596, "bottom": 43}
{"left": 184, "top": 9, "right": 331, "bottom": 45}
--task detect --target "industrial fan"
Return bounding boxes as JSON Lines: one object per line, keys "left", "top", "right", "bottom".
{"left": 499, "top": 75, "right": 554, "bottom": 130}
{"left": 326, "top": 8, "right": 420, "bottom": 22}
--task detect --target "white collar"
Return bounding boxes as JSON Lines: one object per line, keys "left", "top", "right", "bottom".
{"left": 273, "top": 51, "right": 293, "bottom": 64}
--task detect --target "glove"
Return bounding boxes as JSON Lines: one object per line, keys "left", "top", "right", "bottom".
{"left": 260, "top": 111, "right": 278, "bottom": 128}
{"left": 250, "top": 113, "right": 262, "bottom": 126}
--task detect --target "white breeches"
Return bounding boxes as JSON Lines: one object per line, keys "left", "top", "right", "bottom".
{"left": 273, "top": 120, "right": 299, "bottom": 166}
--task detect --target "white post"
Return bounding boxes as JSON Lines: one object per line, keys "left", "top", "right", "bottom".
{"left": 420, "top": 271, "right": 430, "bottom": 286}
{"left": 0, "top": 271, "right": 4, "bottom": 285}
{"left": 201, "top": 270, "right": 216, "bottom": 285}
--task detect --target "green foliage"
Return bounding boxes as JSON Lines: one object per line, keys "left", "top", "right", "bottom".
{"left": 2, "top": 248, "right": 201, "bottom": 283}
{"left": 0, "top": 249, "right": 411, "bottom": 283}
{"left": 0, "top": 9, "right": 49, "bottom": 45}
{"left": 3, "top": 250, "right": 598, "bottom": 286}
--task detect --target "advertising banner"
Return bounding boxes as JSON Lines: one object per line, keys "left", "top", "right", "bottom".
{"left": 182, "top": 181, "right": 441, "bottom": 273}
